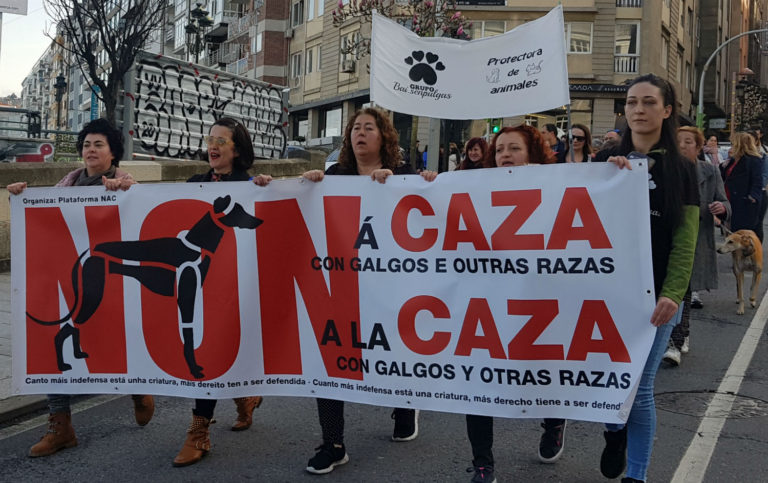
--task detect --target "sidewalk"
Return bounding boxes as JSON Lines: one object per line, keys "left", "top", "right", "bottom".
{"left": 0, "top": 272, "right": 47, "bottom": 422}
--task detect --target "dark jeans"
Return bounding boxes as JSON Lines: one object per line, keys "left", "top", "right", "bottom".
{"left": 193, "top": 399, "right": 217, "bottom": 419}
{"left": 466, "top": 414, "right": 493, "bottom": 467}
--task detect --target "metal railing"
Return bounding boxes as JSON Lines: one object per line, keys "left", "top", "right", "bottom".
{"left": 616, "top": 0, "right": 642, "bottom": 6}
{"left": 228, "top": 12, "right": 256, "bottom": 38}
{"left": 614, "top": 54, "right": 639, "bottom": 73}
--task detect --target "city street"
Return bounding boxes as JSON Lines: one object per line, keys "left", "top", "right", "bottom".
{"left": 0, "top": 227, "right": 767, "bottom": 482}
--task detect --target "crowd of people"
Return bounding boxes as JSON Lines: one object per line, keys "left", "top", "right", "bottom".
{"left": 8, "top": 72, "right": 766, "bottom": 483}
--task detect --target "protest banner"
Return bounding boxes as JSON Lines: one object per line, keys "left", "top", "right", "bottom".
{"left": 12, "top": 163, "right": 654, "bottom": 423}
{"left": 369, "top": 5, "right": 570, "bottom": 119}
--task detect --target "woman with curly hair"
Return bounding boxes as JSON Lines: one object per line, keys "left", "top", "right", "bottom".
{"left": 464, "top": 124, "right": 554, "bottom": 483}
{"left": 301, "top": 107, "right": 436, "bottom": 474}
{"left": 459, "top": 137, "right": 489, "bottom": 170}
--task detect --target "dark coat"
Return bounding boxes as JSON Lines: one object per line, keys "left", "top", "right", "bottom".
{"left": 721, "top": 154, "right": 762, "bottom": 231}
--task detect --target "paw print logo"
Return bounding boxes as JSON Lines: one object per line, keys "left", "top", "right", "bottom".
{"left": 648, "top": 173, "right": 657, "bottom": 190}
{"left": 404, "top": 50, "right": 445, "bottom": 86}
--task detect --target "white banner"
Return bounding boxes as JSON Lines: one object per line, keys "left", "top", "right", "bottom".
{"left": 0, "top": 0, "right": 28, "bottom": 15}
{"left": 370, "top": 5, "right": 570, "bottom": 120}
{"left": 12, "top": 163, "right": 654, "bottom": 423}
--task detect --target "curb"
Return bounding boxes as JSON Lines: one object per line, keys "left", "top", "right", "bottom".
{"left": 0, "top": 395, "right": 48, "bottom": 424}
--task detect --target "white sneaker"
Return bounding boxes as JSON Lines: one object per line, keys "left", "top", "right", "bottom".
{"left": 663, "top": 345, "right": 681, "bottom": 366}
{"left": 681, "top": 336, "right": 689, "bottom": 354}
{"left": 690, "top": 291, "right": 703, "bottom": 309}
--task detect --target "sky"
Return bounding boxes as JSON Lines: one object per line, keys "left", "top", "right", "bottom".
{"left": 0, "top": 1, "right": 53, "bottom": 97}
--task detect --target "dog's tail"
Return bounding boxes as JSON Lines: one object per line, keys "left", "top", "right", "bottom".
{"left": 26, "top": 249, "right": 89, "bottom": 326}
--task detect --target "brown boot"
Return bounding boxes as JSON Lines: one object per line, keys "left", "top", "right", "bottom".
{"left": 29, "top": 412, "right": 77, "bottom": 457}
{"left": 173, "top": 415, "right": 211, "bottom": 467}
{"left": 231, "top": 396, "right": 263, "bottom": 431}
{"left": 132, "top": 395, "right": 154, "bottom": 426}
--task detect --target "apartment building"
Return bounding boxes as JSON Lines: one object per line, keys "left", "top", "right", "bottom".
{"left": 285, "top": 0, "right": 768, "bottom": 148}
{"left": 21, "top": 48, "right": 53, "bottom": 122}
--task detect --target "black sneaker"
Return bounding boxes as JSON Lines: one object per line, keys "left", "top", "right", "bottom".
{"left": 306, "top": 442, "right": 349, "bottom": 474}
{"left": 538, "top": 419, "right": 566, "bottom": 463}
{"left": 621, "top": 478, "right": 643, "bottom": 483}
{"left": 391, "top": 408, "right": 419, "bottom": 441}
{"left": 467, "top": 465, "right": 497, "bottom": 483}
{"left": 600, "top": 427, "right": 628, "bottom": 478}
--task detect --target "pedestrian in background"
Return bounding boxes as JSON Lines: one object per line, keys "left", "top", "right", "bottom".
{"left": 663, "top": 126, "right": 729, "bottom": 366}
{"left": 6, "top": 118, "right": 151, "bottom": 458}
{"left": 748, "top": 130, "right": 768, "bottom": 242}
{"left": 557, "top": 123, "right": 594, "bottom": 163}
{"left": 595, "top": 74, "right": 699, "bottom": 483}
{"left": 720, "top": 132, "right": 762, "bottom": 233}
{"left": 702, "top": 134, "right": 722, "bottom": 166}
{"left": 459, "top": 137, "right": 489, "bottom": 170}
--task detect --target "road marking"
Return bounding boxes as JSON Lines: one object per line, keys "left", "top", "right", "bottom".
{"left": 671, "top": 287, "right": 768, "bottom": 483}
{"left": 0, "top": 395, "right": 121, "bottom": 441}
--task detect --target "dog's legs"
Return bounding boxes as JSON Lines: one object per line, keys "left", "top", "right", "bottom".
{"left": 750, "top": 270, "right": 762, "bottom": 308}
{"left": 178, "top": 264, "right": 204, "bottom": 379}
{"left": 71, "top": 325, "right": 89, "bottom": 360}
{"left": 74, "top": 255, "right": 106, "bottom": 324}
{"left": 54, "top": 324, "right": 75, "bottom": 372}
{"left": 736, "top": 270, "right": 745, "bottom": 315}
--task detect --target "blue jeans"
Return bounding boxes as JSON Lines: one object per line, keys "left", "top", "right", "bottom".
{"left": 605, "top": 306, "right": 682, "bottom": 481}
{"left": 47, "top": 394, "right": 72, "bottom": 414}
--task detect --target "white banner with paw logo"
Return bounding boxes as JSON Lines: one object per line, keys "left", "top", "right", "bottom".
{"left": 370, "top": 5, "right": 570, "bottom": 120}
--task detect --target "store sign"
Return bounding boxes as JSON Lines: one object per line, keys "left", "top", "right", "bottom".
{"left": 709, "top": 118, "right": 727, "bottom": 129}
{"left": 0, "top": 0, "right": 28, "bottom": 15}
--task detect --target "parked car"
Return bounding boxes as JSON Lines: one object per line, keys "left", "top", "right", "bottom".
{"left": 325, "top": 148, "right": 340, "bottom": 171}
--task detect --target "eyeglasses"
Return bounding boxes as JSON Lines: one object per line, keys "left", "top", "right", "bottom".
{"left": 204, "top": 136, "right": 233, "bottom": 147}
{"left": 571, "top": 135, "right": 586, "bottom": 142}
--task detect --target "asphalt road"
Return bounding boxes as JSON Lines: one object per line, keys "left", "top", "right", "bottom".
{"left": 0, "top": 229, "right": 767, "bottom": 482}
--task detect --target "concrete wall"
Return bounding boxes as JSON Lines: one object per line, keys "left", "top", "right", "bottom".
{"left": 0, "top": 155, "right": 323, "bottom": 271}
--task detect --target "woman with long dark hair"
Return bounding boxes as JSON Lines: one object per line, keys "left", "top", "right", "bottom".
{"left": 557, "top": 123, "right": 594, "bottom": 163}
{"left": 595, "top": 74, "right": 699, "bottom": 483}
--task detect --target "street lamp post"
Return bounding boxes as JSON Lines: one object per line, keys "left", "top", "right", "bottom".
{"left": 185, "top": 3, "right": 214, "bottom": 64}
{"left": 53, "top": 73, "right": 67, "bottom": 130}
{"left": 696, "top": 28, "right": 768, "bottom": 129}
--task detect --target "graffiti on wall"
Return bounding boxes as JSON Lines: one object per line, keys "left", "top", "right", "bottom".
{"left": 131, "top": 54, "right": 287, "bottom": 160}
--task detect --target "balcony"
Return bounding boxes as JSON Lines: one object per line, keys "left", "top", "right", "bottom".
{"left": 228, "top": 12, "right": 256, "bottom": 38}
{"left": 220, "top": 42, "right": 250, "bottom": 65}
{"left": 614, "top": 55, "right": 638, "bottom": 74}
{"left": 616, "top": 0, "right": 642, "bottom": 6}
{"left": 226, "top": 56, "right": 251, "bottom": 76}
{"left": 206, "top": 10, "right": 240, "bottom": 42}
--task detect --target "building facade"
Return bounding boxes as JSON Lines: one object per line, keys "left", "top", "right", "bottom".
{"left": 285, "top": 0, "right": 768, "bottom": 150}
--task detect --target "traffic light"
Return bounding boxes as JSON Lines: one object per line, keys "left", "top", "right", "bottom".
{"left": 491, "top": 118, "right": 502, "bottom": 134}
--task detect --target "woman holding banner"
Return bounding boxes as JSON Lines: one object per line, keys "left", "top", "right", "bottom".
{"left": 462, "top": 124, "right": 555, "bottom": 483}
{"left": 299, "top": 107, "right": 436, "bottom": 474}
{"left": 6, "top": 118, "right": 152, "bottom": 457}
{"left": 594, "top": 74, "right": 699, "bottom": 483}
{"left": 172, "top": 117, "right": 269, "bottom": 467}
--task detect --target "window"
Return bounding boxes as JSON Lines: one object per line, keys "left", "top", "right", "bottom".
{"left": 306, "top": 48, "right": 314, "bottom": 74}
{"left": 676, "top": 50, "right": 682, "bottom": 82}
{"left": 292, "top": 0, "right": 304, "bottom": 27}
{"left": 661, "top": 36, "right": 669, "bottom": 70}
{"left": 291, "top": 52, "right": 303, "bottom": 77}
{"left": 308, "top": 0, "right": 314, "bottom": 20}
{"left": 321, "top": 106, "right": 342, "bottom": 137}
{"left": 615, "top": 23, "right": 639, "bottom": 55}
{"left": 685, "top": 60, "right": 691, "bottom": 89}
{"left": 471, "top": 21, "right": 505, "bottom": 39}
{"left": 565, "top": 22, "right": 592, "bottom": 53}
{"left": 252, "top": 32, "right": 262, "bottom": 53}
{"left": 174, "top": 17, "right": 186, "bottom": 50}
{"left": 340, "top": 32, "right": 359, "bottom": 66}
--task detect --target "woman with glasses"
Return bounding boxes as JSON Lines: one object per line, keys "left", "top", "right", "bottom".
{"left": 172, "top": 117, "right": 267, "bottom": 467}
{"left": 557, "top": 123, "right": 594, "bottom": 163}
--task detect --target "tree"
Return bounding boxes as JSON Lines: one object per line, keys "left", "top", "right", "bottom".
{"left": 331, "top": 0, "right": 472, "bottom": 169}
{"left": 45, "top": 0, "right": 167, "bottom": 124}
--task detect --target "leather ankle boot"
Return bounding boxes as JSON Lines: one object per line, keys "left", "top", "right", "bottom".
{"left": 231, "top": 396, "right": 263, "bottom": 431}
{"left": 132, "top": 395, "right": 155, "bottom": 426}
{"left": 29, "top": 412, "right": 77, "bottom": 457}
{"left": 173, "top": 415, "right": 211, "bottom": 467}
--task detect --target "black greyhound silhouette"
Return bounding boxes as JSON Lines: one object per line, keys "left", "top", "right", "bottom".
{"left": 27, "top": 195, "right": 262, "bottom": 378}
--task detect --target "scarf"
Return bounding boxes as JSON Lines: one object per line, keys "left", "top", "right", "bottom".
{"left": 75, "top": 165, "right": 117, "bottom": 187}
